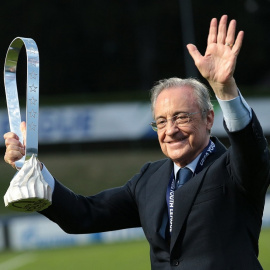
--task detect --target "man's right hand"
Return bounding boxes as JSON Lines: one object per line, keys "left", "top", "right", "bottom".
{"left": 3, "top": 122, "right": 26, "bottom": 169}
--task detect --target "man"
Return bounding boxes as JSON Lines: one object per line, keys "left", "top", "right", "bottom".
{"left": 4, "top": 15, "right": 270, "bottom": 269}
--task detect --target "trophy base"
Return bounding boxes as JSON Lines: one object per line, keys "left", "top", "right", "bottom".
{"left": 6, "top": 198, "right": 51, "bottom": 212}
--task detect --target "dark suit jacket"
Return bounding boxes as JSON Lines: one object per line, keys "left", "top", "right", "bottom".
{"left": 41, "top": 112, "right": 270, "bottom": 269}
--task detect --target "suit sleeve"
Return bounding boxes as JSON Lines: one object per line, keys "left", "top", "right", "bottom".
{"left": 225, "top": 110, "right": 270, "bottom": 196}
{"left": 40, "top": 163, "right": 150, "bottom": 234}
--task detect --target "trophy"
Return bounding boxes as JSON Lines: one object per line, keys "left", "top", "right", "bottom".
{"left": 3, "top": 37, "right": 52, "bottom": 212}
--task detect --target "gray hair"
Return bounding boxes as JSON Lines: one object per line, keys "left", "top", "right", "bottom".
{"left": 150, "top": 77, "right": 213, "bottom": 118}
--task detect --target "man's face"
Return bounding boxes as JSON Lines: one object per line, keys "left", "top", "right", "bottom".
{"left": 154, "top": 86, "right": 214, "bottom": 167}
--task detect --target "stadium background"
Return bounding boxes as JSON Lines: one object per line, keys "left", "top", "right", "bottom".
{"left": 0, "top": 0, "right": 270, "bottom": 269}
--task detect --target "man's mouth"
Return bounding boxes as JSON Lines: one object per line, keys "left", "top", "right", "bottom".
{"left": 166, "top": 137, "right": 188, "bottom": 144}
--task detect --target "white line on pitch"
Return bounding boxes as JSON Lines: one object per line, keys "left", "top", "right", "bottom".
{"left": 0, "top": 253, "right": 36, "bottom": 270}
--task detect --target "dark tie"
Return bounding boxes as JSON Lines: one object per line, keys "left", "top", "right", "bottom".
{"left": 176, "top": 167, "right": 192, "bottom": 189}
{"left": 159, "top": 167, "right": 193, "bottom": 239}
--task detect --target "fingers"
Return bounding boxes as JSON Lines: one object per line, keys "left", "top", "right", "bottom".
{"left": 186, "top": 44, "right": 203, "bottom": 64}
{"left": 224, "top": 17, "right": 244, "bottom": 55}
{"left": 4, "top": 145, "right": 25, "bottom": 169}
{"left": 225, "top": 19, "right": 236, "bottom": 47}
{"left": 232, "top": 30, "right": 244, "bottom": 55}
{"left": 4, "top": 131, "right": 24, "bottom": 148}
{"left": 207, "top": 14, "right": 243, "bottom": 51}
{"left": 207, "top": 18, "right": 218, "bottom": 45}
{"left": 3, "top": 131, "right": 25, "bottom": 169}
{"left": 217, "top": 15, "right": 228, "bottom": 44}
{"left": 20, "top": 121, "right": 26, "bottom": 145}
{"left": 3, "top": 131, "right": 20, "bottom": 142}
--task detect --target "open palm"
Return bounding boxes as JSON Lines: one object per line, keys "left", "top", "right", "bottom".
{"left": 187, "top": 15, "right": 244, "bottom": 98}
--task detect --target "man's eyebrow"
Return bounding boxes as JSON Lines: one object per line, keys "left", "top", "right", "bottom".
{"left": 155, "top": 115, "right": 166, "bottom": 120}
{"left": 154, "top": 111, "right": 187, "bottom": 120}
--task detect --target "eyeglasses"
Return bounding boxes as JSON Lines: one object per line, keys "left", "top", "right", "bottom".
{"left": 150, "top": 112, "right": 200, "bottom": 132}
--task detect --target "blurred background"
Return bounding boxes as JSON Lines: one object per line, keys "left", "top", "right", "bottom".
{"left": 0, "top": 0, "right": 270, "bottom": 98}
{"left": 0, "top": 0, "right": 270, "bottom": 269}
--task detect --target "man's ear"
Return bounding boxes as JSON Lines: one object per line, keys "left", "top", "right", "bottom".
{"left": 206, "top": 110, "right": 214, "bottom": 131}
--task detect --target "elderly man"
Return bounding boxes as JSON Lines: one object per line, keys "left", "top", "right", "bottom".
{"left": 4, "top": 15, "right": 270, "bottom": 269}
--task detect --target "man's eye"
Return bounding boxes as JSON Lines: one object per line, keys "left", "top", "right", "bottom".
{"left": 176, "top": 115, "right": 188, "bottom": 120}
{"left": 157, "top": 119, "right": 166, "bottom": 125}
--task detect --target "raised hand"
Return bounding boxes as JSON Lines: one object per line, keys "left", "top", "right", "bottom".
{"left": 187, "top": 15, "right": 244, "bottom": 100}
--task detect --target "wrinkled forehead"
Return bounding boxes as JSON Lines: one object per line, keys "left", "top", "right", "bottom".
{"left": 154, "top": 86, "right": 199, "bottom": 117}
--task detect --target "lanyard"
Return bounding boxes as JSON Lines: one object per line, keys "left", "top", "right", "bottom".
{"left": 166, "top": 140, "right": 216, "bottom": 233}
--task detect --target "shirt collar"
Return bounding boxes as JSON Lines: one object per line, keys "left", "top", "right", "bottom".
{"left": 173, "top": 153, "right": 202, "bottom": 179}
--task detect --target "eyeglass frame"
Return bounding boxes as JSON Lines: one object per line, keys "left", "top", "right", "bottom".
{"left": 150, "top": 111, "right": 201, "bottom": 132}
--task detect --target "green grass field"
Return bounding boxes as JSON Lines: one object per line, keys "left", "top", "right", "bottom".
{"left": 0, "top": 240, "right": 150, "bottom": 270}
{"left": 0, "top": 229, "right": 269, "bottom": 270}
{"left": 259, "top": 229, "right": 270, "bottom": 269}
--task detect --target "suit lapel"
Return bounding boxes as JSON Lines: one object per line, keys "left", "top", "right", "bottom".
{"left": 170, "top": 137, "right": 227, "bottom": 251}
{"left": 145, "top": 159, "right": 173, "bottom": 249}
{"left": 170, "top": 165, "right": 211, "bottom": 251}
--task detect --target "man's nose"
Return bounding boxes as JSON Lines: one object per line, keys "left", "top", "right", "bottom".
{"left": 165, "top": 119, "right": 179, "bottom": 135}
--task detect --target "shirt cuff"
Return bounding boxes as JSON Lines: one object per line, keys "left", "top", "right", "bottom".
{"left": 216, "top": 90, "right": 252, "bottom": 132}
{"left": 41, "top": 164, "right": 55, "bottom": 191}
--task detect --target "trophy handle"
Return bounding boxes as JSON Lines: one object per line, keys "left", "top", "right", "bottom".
{"left": 4, "top": 37, "right": 39, "bottom": 169}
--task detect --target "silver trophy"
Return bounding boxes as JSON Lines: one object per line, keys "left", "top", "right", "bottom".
{"left": 3, "top": 37, "right": 52, "bottom": 212}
